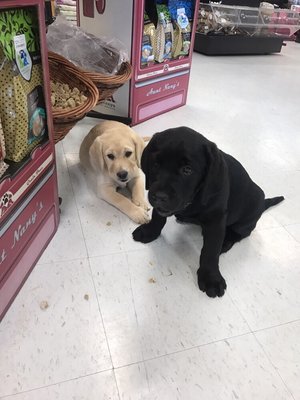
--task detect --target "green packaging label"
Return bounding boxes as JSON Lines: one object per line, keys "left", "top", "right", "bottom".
{"left": 0, "top": 8, "right": 40, "bottom": 61}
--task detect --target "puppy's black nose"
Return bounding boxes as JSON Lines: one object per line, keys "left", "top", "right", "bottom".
{"left": 150, "top": 191, "right": 168, "bottom": 205}
{"left": 117, "top": 170, "right": 128, "bottom": 180}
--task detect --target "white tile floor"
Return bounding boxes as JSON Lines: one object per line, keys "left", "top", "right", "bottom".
{"left": 1, "top": 43, "right": 300, "bottom": 400}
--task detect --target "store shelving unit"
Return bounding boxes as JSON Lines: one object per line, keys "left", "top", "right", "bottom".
{"left": 78, "top": 0, "right": 200, "bottom": 125}
{"left": 0, "top": 0, "right": 59, "bottom": 320}
{"left": 194, "top": 3, "right": 300, "bottom": 55}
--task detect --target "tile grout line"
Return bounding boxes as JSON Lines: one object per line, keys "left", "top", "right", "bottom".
{"left": 253, "top": 333, "right": 296, "bottom": 400}
{"left": 36, "top": 256, "right": 92, "bottom": 266}
{"left": 228, "top": 291, "right": 298, "bottom": 399}
{"left": 282, "top": 225, "right": 300, "bottom": 245}
{"left": 252, "top": 318, "right": 300, "bottom": 334}
{"left": 124, "top": 251, "right": 150, "bottom": 394}
{"left": 63, "top": 149, "right": 121, "bottom": 400}
{"left": 0, "top": 368, "right": 114, "bottom": 399}
{"left": 112, "top": 330, "right": 254, "bottom": 371}
{"left": 86, "top": 257, "right": 122, "bottom": 400}
{"left": 281, "top": 221, "right": 300, "bottom": 228}
{"left": 56, "top": 148, "right": 91, "bottom": 264}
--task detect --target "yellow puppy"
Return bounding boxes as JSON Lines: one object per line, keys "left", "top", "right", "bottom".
{"left": 79, "top": 121, "right": 150, "bottom": 224}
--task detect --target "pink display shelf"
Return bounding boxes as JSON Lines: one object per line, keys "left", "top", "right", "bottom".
{"left": 131, "top": 0, "right": 199, "bottom": 83}
{"left": 0, "top": 0, "right": 59, "bottom": 321}
{"left": 0, "top": 143, "right": 54, "bottom": 222}
{"left": 129, "top": 0, "right": 200, "bottom": 125}
{"left": 131, "top": 69, "right": 191, "bottom": 124}
{"left": 78, "top": 0, "right": 199, "bottom": 126}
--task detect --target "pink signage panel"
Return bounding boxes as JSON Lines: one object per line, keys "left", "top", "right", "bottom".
{"left": 0, "top": 210, "right": 56, "bottom": 320}
{"left": 0, "top": 171, "right": 57, "bottom": 281}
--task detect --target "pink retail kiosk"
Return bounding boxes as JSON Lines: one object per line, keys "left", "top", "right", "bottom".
{"left": 77, "top": 0, "right": 199, "bottom": 125}
{"left": 0, "top": 0, "right": 60, "bottom": 320}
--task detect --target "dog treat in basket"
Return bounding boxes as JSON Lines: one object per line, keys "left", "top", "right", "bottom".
{"left": 0, "top": 8, "right": 47, "bottom": 162}
{"left": 0, "top": 118, "right": 9, "bottom": 178}
{"left": 50, "top": 81, "right": 87, "bottom": 109}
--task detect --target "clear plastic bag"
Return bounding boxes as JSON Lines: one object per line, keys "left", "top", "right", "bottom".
{"left": 46, "top": 16, "right": 129, "bottom": 76}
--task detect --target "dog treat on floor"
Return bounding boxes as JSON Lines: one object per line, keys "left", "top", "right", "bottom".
{"left": 133, "top": 126, "right": 284, "bottom": 299}
{"left": 40, "top": 300, "right": 49, "bottom": 310}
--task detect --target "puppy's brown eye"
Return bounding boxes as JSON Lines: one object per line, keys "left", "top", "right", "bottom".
{"left": 125, "top": 151, "right": 132, "bottom": 158}
{"left": 182, "top": 165, "right": 192, "bottom": 175}
{"left": 107, "top": 154, "right": 115, "bottom": 160}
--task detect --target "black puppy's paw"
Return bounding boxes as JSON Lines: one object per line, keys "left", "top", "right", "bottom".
{"left": 197, "top": 270, "right": 227, "bottom": 298}
{"left": 132, "top": 224, "right": 160, "bottom": 243}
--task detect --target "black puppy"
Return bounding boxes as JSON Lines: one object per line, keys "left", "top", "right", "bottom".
{"left": 132, "top": 127, "right": 284, "bottom": 298}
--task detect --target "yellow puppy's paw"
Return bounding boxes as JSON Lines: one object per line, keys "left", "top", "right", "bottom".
{"left": 129, "top": 206, "right": 150, "bottom": 224}
{"left": 132, "top": 197, "right": 150, "bottom": 211}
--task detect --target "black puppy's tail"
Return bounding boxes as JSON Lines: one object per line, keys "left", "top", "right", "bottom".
{"left": 264, "top": 196, "right": 284, "bottom": 211}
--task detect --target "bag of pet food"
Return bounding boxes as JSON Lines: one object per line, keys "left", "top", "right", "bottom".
{"left": 153, "top": 12, "right": 165, "bottom": 63}
{"left": 156, "top": 4, "right": 174, "bottom": 62}
{"left": 172, "top": 7, "right": 191, "bottom": 58}
{"left": 0, "top": 117, "right": 9, "bottom": 178}
{"left": 141, "top": 14, "right": 156, "bottom": 66}
{"left": 0, "top": 8, "right": 47, "bottom": 162}
{"left": 168, "top": 0, "right": 194, "bottom": 21}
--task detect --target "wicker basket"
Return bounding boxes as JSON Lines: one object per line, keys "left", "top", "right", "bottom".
{"left": 80, "top": 61, "right": 132, "bottom": 103}
{"left": 48, "top": 51, "right": 99, "bottom": 143}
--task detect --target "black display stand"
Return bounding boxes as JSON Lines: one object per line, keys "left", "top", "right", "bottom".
{"left": 194, "top": 33, "right": 285, "bottom": 55}
{"left": 86, "top": 111, "right": 132, "bottom": 126}
{"left": 201, "top": 0, "right": 261, "bottom": 6}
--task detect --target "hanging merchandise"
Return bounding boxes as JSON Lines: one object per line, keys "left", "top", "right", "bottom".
{"left": 141, "top": 14, "right": 156, "bottom": 66}
{"left": 168, "top": 0, "right": 194, "bottom": 21}
{"left": 0, "top": 8, "right": 47, "bottom": 162}
{"left": 145, "top": 0, "right": 159, "bottom": 28}
{"left": 0, "top": 118, "right": 9, "bottom": 178}
{"left": 154, "top": 9, "right": 166, "bottom": 62}
{"left": 157, "top": 4, "right": 174, "bottom": 61}
{"left": 56, "top": 0, "right": 77, "bottom": 24}
{"left": 172, "top": 7, "right": 192, "bottom": 58}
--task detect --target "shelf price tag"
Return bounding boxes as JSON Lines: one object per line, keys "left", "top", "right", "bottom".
{"left": 13, "top": 34, "right": 33, "bottom": 82}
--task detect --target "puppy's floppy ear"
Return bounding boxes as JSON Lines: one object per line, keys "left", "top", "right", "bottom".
{"left": 141, "top": 133, "right": 158, "bottom": 190}
{"left": 133, "top": 134, "right": 145, "bottom": 169}
{"left": 89, "top": 137, "right": 106, "bottom": 172}
{"left": 201, "top": 142, "right": 226, "bottom": 205}
{"left": 141, "top": 140, "right": 152, "bottom": 190}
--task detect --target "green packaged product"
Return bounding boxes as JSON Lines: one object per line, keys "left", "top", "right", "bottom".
{"left": 0, "top": 8, "right": 47, "bottom": 162}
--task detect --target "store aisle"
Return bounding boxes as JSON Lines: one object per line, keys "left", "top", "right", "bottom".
{"left": 1, "top": 43, "right": 300, "bottom": 400}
